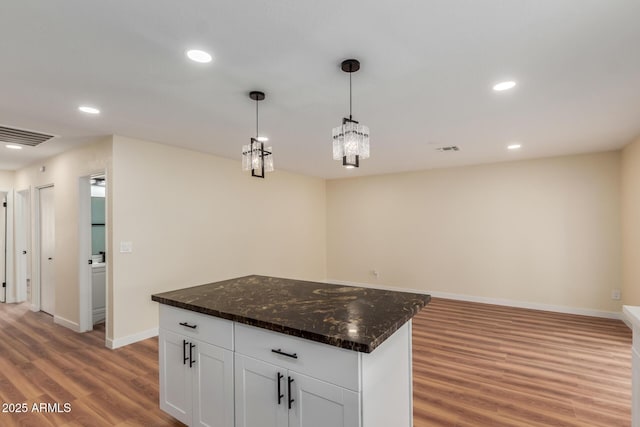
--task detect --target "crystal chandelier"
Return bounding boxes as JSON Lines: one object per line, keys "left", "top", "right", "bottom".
{"left": 332, "top": 59, "right": 369, "bottom": 169}
{"left": 242, "top": 91, "right": 273, "bottom": 178}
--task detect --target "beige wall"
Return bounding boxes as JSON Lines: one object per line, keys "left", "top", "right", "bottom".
{"left": 0, "top": 170, "right": 14, "bottom": 188}
{"left": 622, "top": 136, "right": 640, "bottom": 306}
{"left": 327, "top": 151, "right": 622, "bottom": 313}
{"left": 110, "top": 136, "right": 326, "bottom": 342}
{"left": 13, "top": 138, "right": 113, "bottom": 327}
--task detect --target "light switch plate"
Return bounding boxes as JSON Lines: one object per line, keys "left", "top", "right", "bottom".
{"left": 120, "top": 241, "right": 133, "bottom": 253}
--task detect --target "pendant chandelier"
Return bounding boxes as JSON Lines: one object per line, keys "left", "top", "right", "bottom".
{"left": 332, "top": 59, "right": 369, "bottom": 169}
{"left": 242, "top": 91, "right": 273, "bottom": 178}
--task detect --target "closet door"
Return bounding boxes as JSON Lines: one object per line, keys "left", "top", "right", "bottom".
{"left": 39, "top": 186, "right": 55, "bottom": 315}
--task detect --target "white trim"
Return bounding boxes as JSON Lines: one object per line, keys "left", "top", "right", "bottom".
{"left": 326, "top": 278, "right": 622, "bottom": 320}
{"left": 54, "top": 315, "right": 81, "bottom": 332}
{"left": 107, "top": 327, "right": 158, "bottom": 350}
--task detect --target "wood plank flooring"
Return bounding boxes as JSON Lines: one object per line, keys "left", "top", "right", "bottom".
{"left": 0, "top": 303, "right": 182, "bottom": 427}
{"left": 0, "top": 298, "right": 631, "bottom": 426}
{"left": 413, "top": 298, "right": 632, "bottom": 426}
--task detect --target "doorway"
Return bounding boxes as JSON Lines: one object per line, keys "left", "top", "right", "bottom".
{"left": 79, "top": 173, "right": 107, "bottom": 335}
{"left": 37, "top": 185, "right": 55, "bottom": 315}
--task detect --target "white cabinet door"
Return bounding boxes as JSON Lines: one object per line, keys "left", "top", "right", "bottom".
{"left": 235, "top": 354, "right": 288, "bottom": 427}
{"left": 159, "top": 330, "right": 193, "bottom": 426}
{"left": 193, "top": 341, "right": 234, "bottom": 427}
{"left": 289, "top": 372, "right": 360, "bottom": 427}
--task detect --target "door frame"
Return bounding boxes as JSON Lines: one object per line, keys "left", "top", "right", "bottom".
{"left": 32, "top": 184, "right": 54, "bottom": 313}
{"left": 78, "top": 171, "right": 108, "bottom": 335}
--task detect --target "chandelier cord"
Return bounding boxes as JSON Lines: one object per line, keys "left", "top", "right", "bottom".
{"left": 349, "top": 70, "right": 353, "bottom": 120}
{"left": 255, "top": 99, "right": 259, "bottom": 138}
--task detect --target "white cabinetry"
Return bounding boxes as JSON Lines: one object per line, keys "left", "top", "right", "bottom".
{"left": 624, "top": 306, "right": 640, "bottom": 427}
{"left": 235, "top": 353, "right": 359, "bottom": 427}
{"left": 233, "top": 322, "right": 410, "bottom": 427}
{"left": 234, "top": 355, "right": 288, "bottom": 427}
{"left": 91, "top": 264, "right": 106, "bottom": 324}
{"left": 289, "top": 371, "right": 360, "bottom": 427}
{"left": 159, "top": 305, "right": 413, "bottom": 427}
{"left": 159, "top": 305, "right": 234, "bottom": 427}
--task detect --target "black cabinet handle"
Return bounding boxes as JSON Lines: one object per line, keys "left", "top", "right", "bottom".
{"left": 189, "top": 343, "right": 196, "bottom": 367}
{"left": 288, "top": 376, "right": 295, "bottom": 409}
{"left": 179, "top": 322, "right": 197, "bottom": 329}
{"left": 277, "top": 372, "right": 284, "bottom": 404}
{"left": 272, "top": 348, "right": 298, "bottom": 359}
{"left": 183, "top": 340, "right": 188, "bottom": 365}
{"left": 22, "top": 250, "right": 27, "bottom": 255}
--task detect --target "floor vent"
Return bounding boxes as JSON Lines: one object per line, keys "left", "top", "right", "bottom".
{"left": 0, "top": 125, "right": 55, "bottom": 147}
{"left": 436, "top": 146, "right": 460, "bottom": 152}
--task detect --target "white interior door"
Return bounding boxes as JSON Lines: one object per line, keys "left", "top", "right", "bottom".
{"left": 0, "top": 192, "right": 6, "bottom": 303}
{"left": 39, "top": 186, "right": 55, "bottom": 315}
{"left": 15, "top": 189, "right": 29, "bottom": 303}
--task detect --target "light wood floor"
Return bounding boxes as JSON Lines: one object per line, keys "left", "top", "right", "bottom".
{"left": 0, "top": 298, "right": 631, "bottom": 426}
{"left": 414, "top": 299, "right": 632, "bottom": 427}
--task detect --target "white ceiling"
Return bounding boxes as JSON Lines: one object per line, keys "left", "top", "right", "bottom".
{"left": 1, "top": 0, "right": 639, "bottom": 178}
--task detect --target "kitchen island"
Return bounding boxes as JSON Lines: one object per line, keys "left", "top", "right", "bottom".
{"left": 151, "top": 275, "right": 430, "bottom": 427}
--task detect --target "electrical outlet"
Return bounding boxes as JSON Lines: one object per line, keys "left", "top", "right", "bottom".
{"left": 120, "top": 241, "right": 133, "bottom": 253}
{"left": 611, "top": 289, "right": 621, "bottom": 300}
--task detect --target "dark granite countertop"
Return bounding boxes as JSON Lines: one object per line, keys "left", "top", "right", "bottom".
{"left": 151, "top": 275, "right": 430, "bottom": 353}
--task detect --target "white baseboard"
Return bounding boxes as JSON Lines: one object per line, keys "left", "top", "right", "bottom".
{"left": 107, "top": 327, "right": 158, "bottom": 350}
{"left": 54, "top": 315, "right": 81, "bottom": 332}
{"left": 326, "top": 278, "right": 622, "bottom": 320}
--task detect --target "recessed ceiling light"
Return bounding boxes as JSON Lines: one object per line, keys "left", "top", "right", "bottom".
{"left": 493, "top": 81, "right": 517, "bottom": 92}
{"left": 345, "top": 165, "right": 355, "bottom": 169}
{"left": 78, "top": 105, "right": 100, "bottom": 114}
{"left": 507, "top": 143, "right": 522, "bottom": 150}
{"left": 186, "top": 49, "right": 213, "bottom": 63}
{"left": 256, "top": 136, "right": 269, "bottom": 142}
{"left": 6, "top": 144, "right": 23, "bottom": 150}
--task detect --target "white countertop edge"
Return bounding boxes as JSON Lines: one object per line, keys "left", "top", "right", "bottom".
{"left": 623, "top": 305, "right": 640, "bottom": 329}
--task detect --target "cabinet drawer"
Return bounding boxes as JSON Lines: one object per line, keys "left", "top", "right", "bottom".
{"left": 235, "top": 323, "right": 360, "bottom": 391}
{"left": 160, "top": 305, "right": 233, "bottom": 350}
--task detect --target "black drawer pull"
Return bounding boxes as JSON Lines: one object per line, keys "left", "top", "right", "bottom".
{"left": 277, "top": 372, "right": 284, "bottom": 404}
{"left": 189, "top": 343, "right": 196, "bottom": 367}
{"left": 183, "top": 340, "right": 188, "bottom": 365}
{"left": 271, "top": 348, "right": 298, "bottom": 359}
{"left": 179, "top": 322, "right": 197, "bottom": 329}
{"left": 288, "top": 376, "right": 295, "bottom": 409}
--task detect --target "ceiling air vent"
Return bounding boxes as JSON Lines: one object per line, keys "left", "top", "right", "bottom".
{"left": 436, "top": 146, "right": 460, "bottom": 152}
{"left": 0, "top": 125, "right": 55, "bottom": 147}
